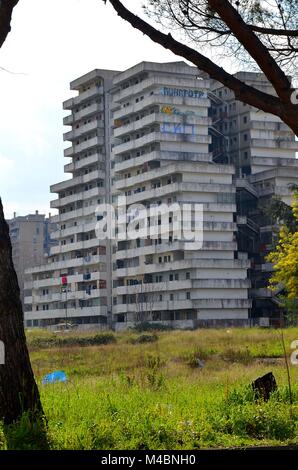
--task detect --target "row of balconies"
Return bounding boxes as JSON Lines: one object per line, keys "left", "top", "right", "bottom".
{"left": 64, "top": 153, "right": 104, "bottom": 173}
{"left": 114, "top": 162, "right": 233, "bottom": 191}
{"left": 63, "top": 86, "right": 104, "bottom": 110}
{"left": 114, "top": 236, "right": 236, "bottom": 260}
{"left": 64, "top": 136, "right": 104, "bottom": 157}
{"left": 250, "top": 138, "right": 298, "bottom": 150}
{"left": 50, "top": 221, "right": 100, "bottom": 240}
{"left": 113, "top": 150, "right": 218, "bottom": 173}
{"left": 113, "top": 131, "right": 211, "bottom": 156}
{"left": 25, "top": 287, "right": 107, "bottom": 305}
{"left": 25, "top": 270, "right": 107, "bottom": 290}
{"left": 51, "top": 169, "right": 105, "bottom": 193}
{"left": 25, "top": 306, "right": 108, "bottom": 321}
{"left": 250, "top": 156, "right": 298, "bottom": 168}
{"left": 116, "top": 258, "right": 250, "bottom": 278}
{"left": 113, "top": 298, "right": 251, "bottom": 314}
{"left": 63, "top": 103, "right": 104, "bottom": 125}
{"left": 63, "top": 120, "right": 104, "bottom": 142}
{"left": 113, "top": 94, "right": 209, "bottom": 121}
{"left": 50, "top": 239, "right": 105, "bottom": 255}
{"left": 122, "top": 182, "right": 234, "bottom": 206}
{"left": 51, "top": 205, "right": 99, "bottom": 223}
{"left": 115, "top": 278, "right": 250, "bottom": 296}
{"left": 113, "top": 112, "right": 210, "bottom": 139}
{"left": 51, "top": 186, "right": 105, "bottom": 209}
{"left": 25, "top": 254, "right": 105, "bottom": 275}
{"left": 112, "top": 76, "right": 209, "bottom": 103}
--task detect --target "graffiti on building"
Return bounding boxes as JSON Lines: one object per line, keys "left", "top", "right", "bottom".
{"left": 160, "top": 105, "right": 204, "bottom": 119}
{"left": 161, "top": 121, "right": 195, "bottom": 135}
{"left": 160, "top": 87, "right": 206, "bottom": 99}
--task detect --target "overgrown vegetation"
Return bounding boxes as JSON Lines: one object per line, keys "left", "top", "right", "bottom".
{"left": 2, "top": 327, "right": 298, "bottom": 450}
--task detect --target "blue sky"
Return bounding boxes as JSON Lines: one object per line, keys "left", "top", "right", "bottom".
{"left": 0, "top": 0, "right": 178, "bottom": 218}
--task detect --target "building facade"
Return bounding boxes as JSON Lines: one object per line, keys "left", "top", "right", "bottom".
{"left": 211, "top": 72, "right": 298, "bottom": 325}
{"left": 24, "top": 63, "right": 298, "bottom": 329}
{"left": 8, "top": 211, "right": 56, "bottom": 309}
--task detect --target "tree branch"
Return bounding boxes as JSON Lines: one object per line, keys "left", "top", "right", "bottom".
{"left": 207, "top": 0, "right": 292, "bottom": 102}
{"left": 107, "top": 1, "right": 286, "bottom": 116}
{"left": 249, "top": 25, "right": 298, "bottom": 37}
{"left": 0, "top": 0, "right": 19, "bottom": 48}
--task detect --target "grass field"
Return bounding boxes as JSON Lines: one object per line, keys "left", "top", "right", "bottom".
{"left": 2, "top": 327, "right": 298, "bottom": 450}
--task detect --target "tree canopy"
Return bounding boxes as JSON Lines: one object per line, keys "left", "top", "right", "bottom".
{"left": 267, "top": 193, "right": 298, "bottom": 299}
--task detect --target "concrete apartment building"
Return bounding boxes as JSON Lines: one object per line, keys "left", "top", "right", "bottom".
{"left": 8, "top": 212, "right": 56, "bottom": 309}
{"left": 111, "top": 62, "right": 250, "bottom": 327}
{"left": 24, "top": 70, "right": 118, "bottom": 328}
{"left": 24, "top": 62, "right": 298, "bottom": 330}
{"left": 211, "top": 72, "right": 298, "bottom": 324}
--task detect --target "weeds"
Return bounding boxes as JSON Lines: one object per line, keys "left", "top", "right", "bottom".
{"left": 3, "top": 326, "right": 295, "bottom": 450}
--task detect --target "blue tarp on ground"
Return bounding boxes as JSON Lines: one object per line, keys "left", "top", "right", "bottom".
{"left": 42, "top": 370, "right": 67, "bottom": 384}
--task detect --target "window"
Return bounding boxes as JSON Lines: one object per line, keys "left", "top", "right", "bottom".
{"left": 244, "top": 133, "right": 248, "bottom": 141}
{"left": 186, "top": 292, "right": 191, "bottom": 300}
{"left": 186, "top": 272, "right": 190, "bottom": 280}
{"left": 170, "top": 294, "right": 174, "bottom": 301}
{"left": 169, "top": 274, "right": 174, "bottom": 281}
{"left": 243, "top": 116, "right": 248, "bottom": 123}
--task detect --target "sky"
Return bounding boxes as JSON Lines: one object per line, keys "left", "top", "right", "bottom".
{"left": 0, "top": 0, "right": 181, "bottom": 219}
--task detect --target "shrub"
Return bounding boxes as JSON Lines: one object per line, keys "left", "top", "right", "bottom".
{"left": 222, "top": 347, "right": 253, "bottom": 365}
{"left": 134, "top": 322, "right": 173, "bottom": 332}
{"left": 29, "top": 333, "right": 116, "bottom": 349}
{"left": 181, "top": 347, "right": 215, "bottom": 367}
{"left": 130, "top": 334, "right": 158, "bottom": 345}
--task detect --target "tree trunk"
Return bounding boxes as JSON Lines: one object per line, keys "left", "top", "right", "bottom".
{"left": 0, "top": 199, "right": 43, "bottom": 424}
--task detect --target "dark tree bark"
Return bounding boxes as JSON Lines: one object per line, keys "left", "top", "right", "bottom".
{"left": 0, "top": 1, "right": 44, "bottom": 427}
{"left": 0, "top": 199, "right": 43, "bottom": 424}
{"left": 0, "top": 0, "right": 19, "bottom": 48}
{"left": 107, "top": 0, "right": 298, "bottom": 136}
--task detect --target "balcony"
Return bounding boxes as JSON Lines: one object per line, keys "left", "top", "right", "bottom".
{"left": 50, "top": 205, "right": 99, "bottom": 223}
{"left": 116, "top": 258, "right": 250, "bottom": 278}
{"left": 113, "top": 112, "right": 209, "bottom": 139}
{"left": 63, "top": 86, "right": 104, "bottom": 110}
{"left": 64, "top": 153, "right": 104, "bottom": 173}
{"left": 51, "top": 186, "right": 105, "bottom": 209}
{"left": 25, "top": 270, "right": 107, "bottom": 290}
{"left": 113, "top": 131, "right": 211, "bottom": 156}
{"left": 64, "top": 136, "right": 104, "bottom": 157}
{"left": 25, "top": 254, "right": 105, "bottom": 275}
{"left": 113, "top": 76, "right": 209, "bottom": 102}
{"left": 63, "top": 121, "right": 104, "bottom": 142}
{"left": 115, "top": 162, "right": 228, "bottom": 190}
{"left": 113, "top": 94, "right": 209, "bottom": 121}
{"left": 250, "top": 137, "right": 298, "bottom": 150}
{"left": 50, "top": 221, "right": 99, "bottom": 239}
{"left": 63, "top": 103, "right": 104, "bottom": 125}
{"left": 50, "top": 239, "right": 106, "bottom": 255}
{"left": 51, "top": 169, "right": 105, "bottom": 193}
{"left": 27, "top": 288, "right": 107, "bottom": 305}
{"left": 25, "top": 306, "right": 108, "bottom": 321}
{"left": 124, "top": 181, "right": 234, "bottom": 206}
{"left": 113, "top": 300, "right": 193, "bottom": 314}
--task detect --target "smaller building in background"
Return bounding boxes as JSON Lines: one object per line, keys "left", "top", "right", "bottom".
{"left": 8, "top": 211, "right": 57, "bottom": 309}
